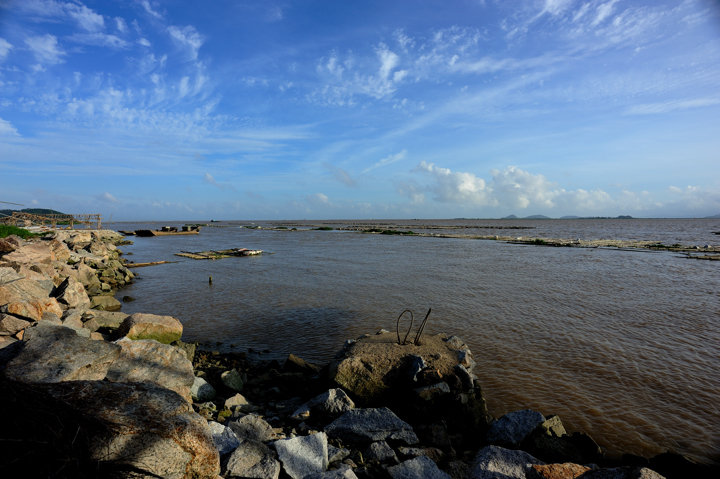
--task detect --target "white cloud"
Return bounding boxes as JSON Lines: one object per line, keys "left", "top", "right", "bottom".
{"left": 138, "top": 38, "right": 151, "bottom": 47}
{"left": 591, "top": 0, "right": 620, "bottom": 27}
{"left": 25, "top": 34, "right": 65, "bottom": 65}
{"left": 0, "top": 117, "right": 20, "bottom": 136}
{"left": 363, "top": 149, "right": 407, "bottom": 173}
{"left": 308, "top": 193, "right": 330, "bottom": 205}
{"left": 0, "top": 38, "right": 12, "bottom": 61}
{"left": 417, "top": 161, "right": 494, "bottom": 205}
{"left": 625, "top": 98, "right": 720, "bottom": 116}
{"left": 66, "top": 3, "right": 104, "bottom": 32}
{"left": 100, "top": 192, "right": 118, "bottom": 203}
{"left": 68, "top": 33, "right": 129, "bottom": 49}
{"left": 115, "top": 17, "right": 128, "bottom": 33}
{"left": 167, "top": 25, "right": 204, "bottom": 60}
{"left": 138, "top": 0, "right": 162, "bottom": 19}
{"left": 204, "top": 172, "right": 236, "bottom": 191}
{"left": 325, "top": 164, "right": 357, "bottom": 187}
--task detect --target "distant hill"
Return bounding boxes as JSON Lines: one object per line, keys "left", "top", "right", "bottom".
{"left": 0, "top": 208, "right": 68, "bottom": 218}
{"left": 503, "top": 214, "right": 635, "bottom": 220}
{"left": 501, "top": 214, "right": 550, "bottom": 220}
{"left": 704, "top": 213, "right": 720, "bottom": 219}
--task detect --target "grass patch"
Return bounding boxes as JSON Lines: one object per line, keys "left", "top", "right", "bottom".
{"left": 314, "top": 226, "right": 334, "bottom": 231}
{"left": 0, "top": 224, "right": 40, "bottom": 239}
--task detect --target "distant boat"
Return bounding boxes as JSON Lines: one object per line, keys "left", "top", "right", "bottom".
{"left": 135, "top": 225, "right": 201, "bottom": 237}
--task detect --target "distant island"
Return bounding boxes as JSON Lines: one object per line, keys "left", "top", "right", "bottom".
{"left": 0, "top": 208, "right": 68, "bottom": 217}
{"left": 501, "top": 215, "right": 634, "bottom": 220}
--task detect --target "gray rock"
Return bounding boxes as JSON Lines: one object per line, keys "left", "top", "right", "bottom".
{"left": 0, "top": 278, "right": 63, "bottom": 321}
{"left": 89, "top": 294, "right": 122, "bottom": 311}
{"left": 106, "top": 338, "right": 195, "bottom": 402}
{"left": 51, "top": 276, "right": 90, "bottom": 309}
{"left": 364, "top": 441, "right": 398, "bottom": 463}
{"left": 61, "top": 309, "right": 85, "bottom": 329}
{"left": 292, "top": 388, "right": 356, "bottom": 421}
{"left": 486, "top": 409, "right": 546, "bottom": 446}
{"left": 0, "top": 267, "right": 24, "bottom": 285}
{"left": 0, "top": 315, "right": 32, "bottom": 336}
{"left": 304, "top": 464, "right": 359, "bottom": 479}
{"left": 225, "top": 392, "right": 250, "bottom": 409}
{"left": 471, "top": 445, "right": 544, "bottom": 479}
{"left": 414, "top": 381, "right": 451, "bottom": 401}
{"left": 3, "top": 322, "right": 121, "bottom": 383}
{"left": 191, "top": 376, "right": 216, "bottom": 402}
{"left": 387, "top": 455, "right": 451, "bottom": 479}
{"left": 326, "top": 407, "right": 419, "bottom": 445}
{"left": 229, "top": 414, "right": 277, "bottom": 442}
{"left": 328, "top": 444, "right": 351, "bottom": 463}
{"left": 224, "top": 439, "right": 281, "bottom": 479}
{"left": 221, "top": 368, "right": 245, "bottom": 391}
{"left": 81, "top": 309, "right": 128, "bottom": 329}
{"left": 208, "top": 421, "right": 241, "bottom": 456}
{"left": 274, "top": 432, "right": 329, "bottom": 479}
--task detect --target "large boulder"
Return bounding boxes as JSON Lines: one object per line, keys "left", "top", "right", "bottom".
{"left": 105, "top": 337, "right": 195, "bottom": 402}
{"left": 229, "top": 414, "right": 278, "bottom": 443}
{"left": 292, "top": 388, "right": 356, "bottom": 422}
{"left": 118, "top": 312, "right": 183, "bottom": 344}
{"left": 0, "top": 266, "right": 24, "bottom": 285}
{"left": 0, "top": 314, "right": 32, "bottom": 336}
{"left": 3, "top": 322, "right": 121, "bottom": 383}
{"left": 89, "top": 294, "right": 122, "bottom": 311}
{"left": 387, "top": 455, "right": 451, "bottom": 479}
{"left": 325, "top": 407, "right": 419, "bottom": 445}
{"left": 2, "top": 378, "right": 220, "bottom": 478}
{"left": 0, "top": 278, "right": 63, "bottom": 321}
{"left": 2, "top": 242, "right": 55, "bottom": 265}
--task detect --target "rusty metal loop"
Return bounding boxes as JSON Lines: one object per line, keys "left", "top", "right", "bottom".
{"left": 396, "top": 309, "right": 414, "bottom": 345}
{"left": 413, "top": 308, "right": 432, "bottom": 345}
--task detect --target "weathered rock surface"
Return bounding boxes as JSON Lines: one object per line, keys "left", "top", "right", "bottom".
{"left": 2, "top": 242, "right": 55, "bottom": 266}
{"left": 221, "top": 367, "right": 245, "bottom": 391}
{"left": 364, "top": 440, "right": 398, "bottom": 464}
{"left": 530, "top": 462, "right": 591, "bottom": 479}
{"left": 208, "top": 420, "right": 241, "bottom": 456}
{"left": 192, "top": 375, "right": 217, "bottom": 402}
{"left": 0, "top": 266, "right": 24, "bottom": 284}
{"left": 118, "top": 312, "right": 183, "bottom": 343}
{"left": 3, "top": 322, "right": 121, "bottom": 383}
{"left": 230, "top": 413, "right": 277, "bottom": 442}
{"left": 325, "top": 407, "right": 419, "bottom": 445}
{"left": 89, "top": 294, "right": 122, "bottom": 311}
{"left": 225, "top": 392, "right": 251, "bottom": 409}
{"left": 579, "top": 467, "right": 666, "bottom": 479}
{"left": 106, "top": 337, "right": 195, "bottom": 402}
{"left": 487, "top": 409, "right": 546, "bottom": 446}
{"left": 52, "top": 276, "right": 90, "bottom": 309}
{"left": 304, "top": 465, "right": 359, "bottom": 479}
{"left": 387, "top": 455, "right": 451, "bottom": 479}
{"left": 472, "top": 445, "right": 544, "bottom": 479}
{"left": 224, "top": 439, "right": 281, "bottom": 479}
{"left": 274, "top": 432, "right": 329, "bottom": 479}
{"left": 81, "top": 309, "right": 128, "bottom": 330}
{"left": 292, "top": 388, "right": 356, "bottom": 421}
{"left": 0, "top": 314, "right": 32, "bottom": 336}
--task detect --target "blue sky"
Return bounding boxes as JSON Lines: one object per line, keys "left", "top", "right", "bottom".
{"left": 1, "top": 0, "right": 719, "bottom": 220}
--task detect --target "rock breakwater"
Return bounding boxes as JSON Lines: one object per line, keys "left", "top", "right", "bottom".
{"left": 0, "top": 228, "right": 716, "bottom": 478}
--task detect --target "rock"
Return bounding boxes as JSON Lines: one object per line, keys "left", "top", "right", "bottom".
{"left": 387, "top": 455, "right": 451, "bottom": 479}
{"left": 471, "top": 445, "right": 544, "bottom": 479}
{"left": 0, "top": 278, "right": 64, "bottom": 321}
{"left": 81, "top": 309, "right": 128, "bottom": 330}
{"left": 46, "top": 238, "right": 71, "bottom": 263}
{"left": 225, "top": 392, "right": 251, "bottom": 409}
{"left": 487, "top": 409, "right": 546, "bottom": 447}
{"left": 106, "top": 338, "right": 195, "bottom": 402}
{"left": 530, "top": 463, "right": 591, "bottom": 479}
{"left": 2, "top": 242, "right": 55, "bottom": 265}
{"left": 221, "top": 368, "right": 245, "bottom": 391}
{"left": 208, "top": 420, "right": 241, "bottom": 456}
{"left": 62, "top": 309, "right": 85, "bottom": 329}
{"left": 304, "top": 465, "right": 359, "bottom": 479}
{"left": 536, "top": 415, "right": 567, "bottom": 438}
{"left": 0, "top": 315, "right": 32, "bottom": 336}
{"left": 171, "top": 339, "right": 197, "bottom": 362}
{"left": 0, "top": 267, "right": 24, "bottom": 285}
{"left": 229, "top": 414, "right": 277, "bottom": 442}
{"left": 524, "top": 430, "right": 603, "bottom": 465}
{"left": 284, "top": 353, "right": 321, "bottom": 374}
{"left": 118, "top": 312, "right": 183, "bottom": 344}
{"left": 415, "top": 381, "right": 451, "bottom": 401}
{"left": 73, "top": 263, "right": 102, "bottom": 295}
{"left": 89, "top": 294, "right": 122, "bottom": 311}
{"left": 292, "top": 388, "right": 356, "bottom": 421}
{"left": 3, "top": 322, "right": 121, "bottom": 383}
{"left": 365, "top": 440, "right": 398, "bottom": 463}
{"left": 328, "top": 445, "right": 351, "bottom": 463}
{"left": 224, "top": 439, "right": 281, "bottom": 479}
{"left": 325, "top": 407, "right": 419, "bottom": 445}
{"left": 52, "top": 276, "right": 90, "bottom": 309}
{"left": 0, "top": 236, "right": 19, "bottom": 254}
{"left": 579, "top": 467, "right": 666, "bottom": 479}
{"left": 192, "top": 376, "right": 217, "bottom": 402}
{"left": 397, "top": 446, "right": 445, "bottom": 464}
{"left": 274, "top": 432, "right": 329, "bottom": 479}
{"left": 11, "top": 378, "right": 219, "bottom": 478}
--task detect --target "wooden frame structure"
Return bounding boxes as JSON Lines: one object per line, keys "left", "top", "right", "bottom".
{"left": 0, "top": 212, "right": 102, "bottom": 229}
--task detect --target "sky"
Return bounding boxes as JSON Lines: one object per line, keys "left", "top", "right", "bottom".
{"left": 1, "top": 0, "right": 719, "bottom": 220}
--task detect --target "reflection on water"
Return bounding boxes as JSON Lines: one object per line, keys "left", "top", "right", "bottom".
{"left": 112, "top": 219, "right": 720, "bottom": 465}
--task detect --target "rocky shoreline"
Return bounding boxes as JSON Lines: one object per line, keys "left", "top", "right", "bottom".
{"left": 0, "top": 229, "right": 717, "bottom": 478}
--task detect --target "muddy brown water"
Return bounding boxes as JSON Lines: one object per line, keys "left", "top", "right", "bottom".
{"left": 111, "top": 219, "right": 720, "bottom": 464}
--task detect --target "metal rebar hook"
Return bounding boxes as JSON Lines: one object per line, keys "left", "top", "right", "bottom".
{"left": 396, "top": 309, "right": 414, "bottom": 345}
{"left": 413, "top": 308, "right": 432, "bottom": 345}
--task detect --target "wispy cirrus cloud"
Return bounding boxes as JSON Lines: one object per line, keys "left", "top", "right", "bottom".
{"left": 363, "top": 149, "right": 407, "bottom": 174}
{"left": 167, "top": 25, "right": 204, "bottom": 61}
{"left": 25, "top": 34, "right": 65, "bottom": 65}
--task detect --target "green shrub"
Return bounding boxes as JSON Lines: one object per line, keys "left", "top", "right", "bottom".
{"left": 0, "top": 224, "right": 39, "bottom": 239}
